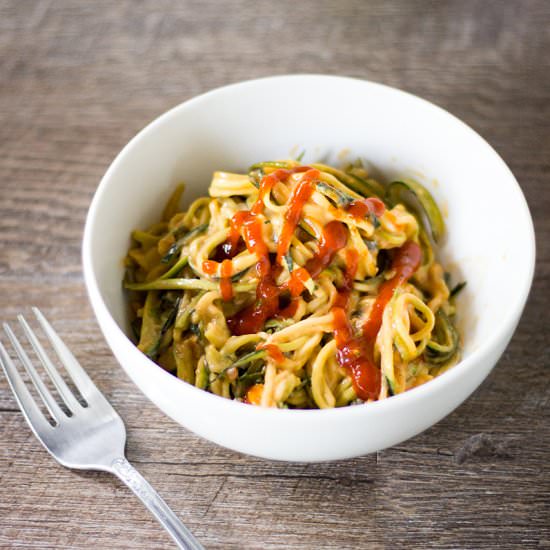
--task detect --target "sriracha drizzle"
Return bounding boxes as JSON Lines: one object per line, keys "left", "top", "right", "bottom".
{"left": 222, "top": 164, "right": 422, "bottom": 403}
{"left": 347, "top": 197, "right": 385, "bottom": 220}
{"left": 331, "top": 245, "right": 383, "bottom": 401}
{"left": 259, "top": 343, "right": 285, "bottom": 364}
{"left": 287, "top": 220, "right": 349, "bottom": 296}
{"left": 362, "top": 241, "right": 422, "bottom": 342}
{"left": 227, "top": 167, "right": 309, "bottom": 335}
{"left": 276, "top": 169, "right": 319, "bottom": 265}
{"left": 332, "top": 240, "right": 422, "bottom": 401}
{"left": 220, "top": 259, "right": 233, "bottom": 301}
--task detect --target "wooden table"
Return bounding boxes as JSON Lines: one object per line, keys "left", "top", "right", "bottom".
{"left": 1, "top": 1, "right": 548, "bottom": 548}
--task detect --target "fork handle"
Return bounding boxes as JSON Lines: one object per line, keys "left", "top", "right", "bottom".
{"left": 110, "top": 457, "right": 204, "bottom": 550}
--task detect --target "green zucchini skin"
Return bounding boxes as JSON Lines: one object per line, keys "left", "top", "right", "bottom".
{"left": 249, "top": 160, "right": 385, "bottom": 198}
{"left": 160, "top": 255, "right": 188, "bottom": 279}
{"left": 195, "top": 360, "right": 209, "bottom": 389}
{"left": 175, "top": 290, "right": 206, "bottom": 331}
{"left": 140, "top": 294, "right": 181, "bottom": 360}
{"left": 385, "top": 179, "right": 445, "bottom": 243}
{"left": 208, "top": 266, "right": 251, "bottom": 283}
{"left": 315, "top": 181, "right": 355, "bottom": 207}
{"left": 311, "top": 162, "right": 385, "bottom": 198}
{"left": 425, "top": 310, "right": 459, "bottom": 364}
{"left": 125, "top": 278, "right": 256, "bottom": 293}
{"left": 161, "top": 223, "right": 209, "bottom": 264}
{"left": 248, "top": 160, "right": 295, "bottom": 171}
{"left": 231, "top": 349, "right": 268, "bottom": 368}
{"left": 450, "top": 281, "right": 467, "bottom": 298}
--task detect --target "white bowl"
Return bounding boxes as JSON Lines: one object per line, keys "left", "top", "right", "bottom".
{"left": 82, "top": 75, "right": 535, "bottom": 461}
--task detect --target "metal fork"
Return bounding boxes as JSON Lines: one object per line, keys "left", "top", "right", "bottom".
{"left": 0, "top": 307, "right": 204, "bottom": 550}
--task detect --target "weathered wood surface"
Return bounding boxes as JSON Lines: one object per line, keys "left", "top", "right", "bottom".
{"left": 0, "top": 1, "right": 548, "bottom": 548}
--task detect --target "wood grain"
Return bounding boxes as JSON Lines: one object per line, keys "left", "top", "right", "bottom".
{"left": 0, "top": 0, "right": 549, "bottom": 548}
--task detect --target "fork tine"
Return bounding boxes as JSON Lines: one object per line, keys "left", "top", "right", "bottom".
{"left": 32, "top": 307, "right": 98, "bottom": 400}
{"left": 17, "top": 314, "right": 82, "bottom": 414}
{"left": 0, "top": 340, "right": 54, "bottom": 437}
{"left": 3, "top": 323, "right": 65, "bottom": 423}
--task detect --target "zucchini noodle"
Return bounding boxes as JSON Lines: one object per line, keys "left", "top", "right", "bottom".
{"left": 124, "top": 159, "right": 463, "bottom": 408}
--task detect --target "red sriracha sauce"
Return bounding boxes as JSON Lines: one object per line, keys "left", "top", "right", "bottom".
{"left": 220, "top": 259, "right": 234, "bottom": 302}
{"left": 251, "top": 167, "right": 309, "bottom": 215}
{"left": 227, "top": 167, "right": 309, "bottom": 335}
{"left": 202, "top": 260, "right": 218, "bottom": 275}
{"left": 227, "top": 164, "right": 422, "bottom": 403}
{"left": 362, "top": 240, "right": 422, "bottom": 342}
{"left": 225, "top": 210, "right": 279, "bottom": 335}
{"left": 258, "top": 343, "right": 285, "bottom": 364}
{"left": 305, "top": 220, "right": 349, "bottom": 279}
{"left": 347, "top": 197, "right": 385, "bottom": 220}
{"left": 275, "top": 169, "right": 319, "bottom": 265}
{"left": 332, "top": 307, "right": 382, "bottom": 402}
{"left": 288, "top": 220, "right": 349, "bottom": 296}
{"left": 332, "top": 240, "right": 422, "bottom": 401}
{"left": 331, "top": 245, "right": 382, "bottom": 400}
{"left": 288, "top": 267, "right": 311, "bottom": 297}
{"left": 227, "top": 271, "right": 280, "bottom": 335}
{"left": 244, "top": 383, "right": 263, "bottom": 405}
{"left": 277, "top": 298, "right": 299, "bottom": 318}
{"left": 202, "top": 259, "right": 234, "bottom": 301}
{"left": 333, "top": 248, "right": 359, "bottom": 309}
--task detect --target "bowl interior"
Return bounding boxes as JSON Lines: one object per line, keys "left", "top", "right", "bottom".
{"left": 86, "top": 75, "right": 534, "bottom": 379}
